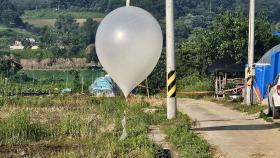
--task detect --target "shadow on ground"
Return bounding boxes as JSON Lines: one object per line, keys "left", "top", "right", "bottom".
{"left": 195, "top": 124, "right": 280, "bottom": 131}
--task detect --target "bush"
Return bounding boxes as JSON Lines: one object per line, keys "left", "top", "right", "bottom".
{"left": 177, "top": 74, "right": 213, "bottom": 91}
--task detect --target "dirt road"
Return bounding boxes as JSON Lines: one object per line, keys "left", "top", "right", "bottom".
{"left": 177, "top": 98, "right": 280, "bottom": 158}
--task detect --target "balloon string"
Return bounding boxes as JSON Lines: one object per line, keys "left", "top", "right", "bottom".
{"left": 120, "top": 96, "right": 128, "bottom": 140}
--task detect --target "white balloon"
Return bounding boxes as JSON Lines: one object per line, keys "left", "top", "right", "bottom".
{"left": 96, "top": 6, "right": 163, "bottom": 97}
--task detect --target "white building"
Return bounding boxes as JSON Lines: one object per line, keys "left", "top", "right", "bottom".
{"left": 10, "top": 41, "right": 24, "bottom": 50}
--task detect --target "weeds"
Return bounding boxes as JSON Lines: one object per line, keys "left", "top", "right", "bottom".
{"left": 60, "top": 114, "right": 84, "bottom": 137}
{"left": 0, "top": 111, "right": 51, "bottom": 145}
{"left": 164, "top": 113, "right": 213, "bottom": 158}
{"left": 0, "top": 96, "right": 213, "bottom": 157}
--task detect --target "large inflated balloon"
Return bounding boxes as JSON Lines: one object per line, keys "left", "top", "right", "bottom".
{"left": 96, "top": 6, "right": 163, "bottom": 97}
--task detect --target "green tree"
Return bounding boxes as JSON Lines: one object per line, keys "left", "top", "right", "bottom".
{"left": 55, "top": 15, "right": 79, "bottom": 33}
{"left": 0, "top": 0, "right": 23, "bottom": 27}
{"left": 177, "top": 11, "right": 280, "bottom": 77}
{"left": 82, "top": 18, "right": 99, "bottom": 44}
{"left": 0, "top": 58, "right": 22, "bottom": 77}
{"left": 53, "top": 15, "right": 82, "bottom": 57}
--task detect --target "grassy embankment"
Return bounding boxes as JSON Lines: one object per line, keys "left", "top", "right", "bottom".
{"left": 0, "top": 95, "right": 213, "bottom": 157}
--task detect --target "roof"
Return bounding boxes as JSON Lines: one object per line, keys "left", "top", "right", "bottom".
{"left": 273, "top": 32, "right": 280, "bottom": 37}
{"left": 258, "top": 44, "right": 280, "bottom": 64}
{"left": 207, "top": 57, "right": 245, "bottom": 73}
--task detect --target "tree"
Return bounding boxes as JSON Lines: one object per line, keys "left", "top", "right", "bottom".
{"left": 177, "top": 11, "right": 280, "bottom": 77}
{"left": 53, "top": 15, "right": 82, "bottom": 57}
{"left": 0, "top": 57, "right": 22, "bottom": 77}
{"left": 55, "top": 15, "right": 79, "bottom": 33}
{"left": 0, "top": 0, "right": 23, "bottom": 27}
{"left": 82, "top": 18, "right": 99, "bottom": 44}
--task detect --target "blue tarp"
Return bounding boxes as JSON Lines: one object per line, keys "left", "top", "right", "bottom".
{"left": 89, "top": 75, "right": 118, "bottom": 97}
{"left": 273, "top": 32, "right": 280, "bottom": 37}
{"left": 253, "top": 44, "right": 280, "bottom": 102}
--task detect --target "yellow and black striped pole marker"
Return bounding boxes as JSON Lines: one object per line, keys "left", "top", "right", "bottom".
{"left": 167, "top": 71, "right": 176, "bottom": 97}
{"left": 247, "top": 68, "right": 252, "bottom": 87}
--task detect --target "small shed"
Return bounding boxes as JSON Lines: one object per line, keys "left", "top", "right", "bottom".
{"left": 207, "top": 57, "right": 245, "bottom": 98}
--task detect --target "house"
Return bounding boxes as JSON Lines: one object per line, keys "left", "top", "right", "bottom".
{"left": 9, "top": 41, "right": 24, "bottom": 50}
{"left": 27, "top": 38, "right": 39, "bottom": 50}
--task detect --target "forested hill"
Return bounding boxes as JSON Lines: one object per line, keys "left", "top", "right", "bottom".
{"left": 0, "top": 0, "right": 280, "bottom": 93}
{"left": 6, "top": 0, "right": 280, "bottom": 21}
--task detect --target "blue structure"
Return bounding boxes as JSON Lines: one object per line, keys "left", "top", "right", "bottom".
{"left": 253, "top": 44, "right": 280, "bottom": 102}
{"left": 273, "top": 32, "right": 280, "bottom": 37}
{"left": 89, "top": 75, "right": 119, "bottom": 97}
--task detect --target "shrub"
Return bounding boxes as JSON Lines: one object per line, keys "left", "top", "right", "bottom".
{"left": 177, "top": 74, "right": 213, "bottom": 92}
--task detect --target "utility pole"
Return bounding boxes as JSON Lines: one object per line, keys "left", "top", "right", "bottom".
{"left": 166, "top": 0, "right": 177, "bottom": 119}
{"left": 126, "top": 0, "right": 130, "bottom": 6}
{"left": 246, "top": 0, "right": 255, "bottom": 105}
{"left": 210, "top": 0, "right": 212, "bottom": 13}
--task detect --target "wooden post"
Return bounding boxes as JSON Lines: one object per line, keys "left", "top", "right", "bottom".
{"left": 81, "top": 77, "right": 84, "bottom": 94}
{"left": 145, "top": 79, "right": 150, "bottom": 98}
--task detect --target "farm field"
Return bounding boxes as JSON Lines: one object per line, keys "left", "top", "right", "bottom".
{"left": 0, "top": 69, "right": 105, "bottom": 95}
{"left": 22, "top": 9, "right": 105, "bottom": 19}
{"left": 23, "top": 18, "right": 103, "bottom": 27}
{"left": 22, "top": 9, "right": 104, "bottom": 27}
{"left": 0, "top": 96, "right": 213, "bottom": 157}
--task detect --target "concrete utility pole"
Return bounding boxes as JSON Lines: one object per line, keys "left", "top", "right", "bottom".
{"left": 246, "top": 0, "right": 255, "bottom": 105}
{"left": 166, "top": 0, "right": 177, "bottom": 119}
{"left": 210, "top": 0, "right": 212, "bottom": 13}
{"left": 126, "top": 0, "right": 130, "bottom": 6}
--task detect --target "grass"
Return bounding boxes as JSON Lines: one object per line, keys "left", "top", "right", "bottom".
{"left": 0, "top": 95, "right": 213, "bottom": 157}
{"left": 162, "top": 112, "right": 212, "bottom": 158}
{"left": 60, "top": 114, "right": 85, "bottom": 136}
{"left": 177, "top": 75, "right": 214, "bottom": 99}
{"left": 22, "top": 9, "right": 105, "bottom": 19}
{"left": 208, "top": 97, "right": 262, "bottom": 114}
{"left": 0, "top": 111, "right": 51, "bottom": 145}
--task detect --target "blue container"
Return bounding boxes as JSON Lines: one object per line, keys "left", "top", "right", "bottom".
{"left": 253, "top": 45, "right": 280, "bottom": 102}
{"left": 253, "top": 64, "right": 271, "bottom": 101}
